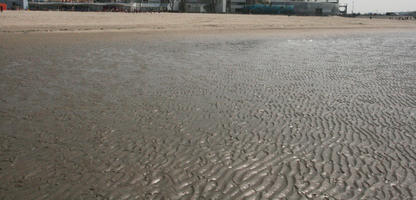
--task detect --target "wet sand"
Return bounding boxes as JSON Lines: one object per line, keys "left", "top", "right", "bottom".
{"left": 1, "top": 12, "right": 416, "bottom": 200}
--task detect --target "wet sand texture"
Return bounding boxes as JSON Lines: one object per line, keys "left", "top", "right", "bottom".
{"left": 1, "top": 11, "right": 416, "bottom": 33}
{"left": 1, "top": 26, "right": 416, "bottom": 199}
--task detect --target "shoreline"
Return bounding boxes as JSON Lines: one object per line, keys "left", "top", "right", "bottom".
{"left": 2, "top": 27, "right": 415, "bottom": 48}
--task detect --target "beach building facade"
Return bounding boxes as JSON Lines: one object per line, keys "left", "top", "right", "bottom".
{"left": 1, "top": 0, "right": 28, "bottom": 9}
{"left": 27, "top": 0, "right": 339, "bottom": 15}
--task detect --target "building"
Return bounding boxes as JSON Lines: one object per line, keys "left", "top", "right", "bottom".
{"left": 174, "top": 0, "right": 339, "bottom": 15}
{"left": 1, "top": 0, "right": 28, "bottom": 9}
{"left": 28, "top": 0, "right": 169, "bottom": 12}
{"left": 27, "top": 0, "right": 339, "bottom": 15}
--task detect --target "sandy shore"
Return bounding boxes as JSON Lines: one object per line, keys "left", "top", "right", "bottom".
{"left": 1, "top": 11, "right": 416, "bottom": 34}
{"left": 1, "top": 30, "right": 416, "bottom": 199}
{"left": 1, "top": 10, "right": 416, "bottom": 200}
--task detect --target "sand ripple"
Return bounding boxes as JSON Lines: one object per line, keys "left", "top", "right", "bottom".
{"left": 0, "top": 32, "right": 416, "bottom": 199}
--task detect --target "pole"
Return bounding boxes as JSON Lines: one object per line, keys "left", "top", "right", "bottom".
{"left": 352, "top": 0, "right": 354, "bottom": 14}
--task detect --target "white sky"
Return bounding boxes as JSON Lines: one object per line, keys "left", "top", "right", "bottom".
{"left": 339, "top": 0, "right": 416, "bottom": 13}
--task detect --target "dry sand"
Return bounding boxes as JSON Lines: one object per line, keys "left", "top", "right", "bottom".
{"left": 1, "top": 10, "right": 416, "bottom": 34}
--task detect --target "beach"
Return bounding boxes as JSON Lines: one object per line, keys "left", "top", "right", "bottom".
{"left": 1, "top": 11, "right": 416, "bottom": 199}
{"left": 1, "top": 11, "right": 416, "bottom": 33}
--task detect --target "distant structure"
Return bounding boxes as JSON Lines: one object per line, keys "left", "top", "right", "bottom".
{"left": 338, "top": 3, "right": 346, "bottom": 15}
{"left": 26, "top": 0, "right": 339, "bottom": 15}
{"left": 0, "top": 0, "right": 28, "bottom": 9}
{"left": 398, "top": 11, "right": 416, "bottom": 17}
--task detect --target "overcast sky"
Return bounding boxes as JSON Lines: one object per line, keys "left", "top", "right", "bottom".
{"left": 339, "top": 0, "right": 416, "bottom": 13}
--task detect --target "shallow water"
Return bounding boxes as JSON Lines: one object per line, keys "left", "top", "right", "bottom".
{"left": 1, "top": 31, "right": 416, "bottom": 199}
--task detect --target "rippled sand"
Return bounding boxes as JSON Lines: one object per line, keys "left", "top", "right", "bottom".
{"left": 1, "top": 27, "right": 416, "bottom": 199}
